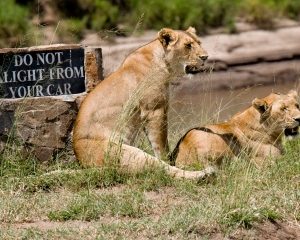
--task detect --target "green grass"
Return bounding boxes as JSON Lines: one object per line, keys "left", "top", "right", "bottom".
{"left": 1, "top": 136, "right": 300, "bottom": 238}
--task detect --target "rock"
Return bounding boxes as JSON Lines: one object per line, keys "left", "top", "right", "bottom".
{"left": 0, "top": 97, "right": 78, "bottom": 162}
{"left": 34, "top": 146, "right": 57, "bottom": 163}
{"left": 100, "top": 25, "right": 300, "bottom": 90}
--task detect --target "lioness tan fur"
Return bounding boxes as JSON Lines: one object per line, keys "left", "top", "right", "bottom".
{"left": 171, "top": 90, "right": 300, "bottom": 169}
{"left": 73, "top": 27, "right": 215, "bottom": 179}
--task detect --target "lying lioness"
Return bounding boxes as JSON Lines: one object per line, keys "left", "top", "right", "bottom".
{"left": 171, "top": 90, "right": 300, "bottom": 169}
{"left": 73, "top": 27, "right": 215, "bottom": 179}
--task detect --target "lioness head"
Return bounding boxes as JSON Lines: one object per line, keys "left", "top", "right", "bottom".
{"left": 158, "top": 27, "right": 208, "bottom": 75}
{"left": 252, "top": 90, "right": 300, "bottom": 140}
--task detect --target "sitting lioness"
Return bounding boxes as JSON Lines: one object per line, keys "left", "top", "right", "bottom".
{"left": 73, "top": 27, "right": 215, "bottom": 179}
{"left": 171, "top": 90, "right": 300, "bottom": 169}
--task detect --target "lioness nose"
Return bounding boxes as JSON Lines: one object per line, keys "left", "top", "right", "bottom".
{"left": 294, "top": 117, "right": 300, "bottom": 125}
{"left": 200, "top": 55, "right": 208, "bottom": 61}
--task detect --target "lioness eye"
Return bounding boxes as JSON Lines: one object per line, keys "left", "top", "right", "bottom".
{"left": 282, "top": 107, "right": 288, "bottom": 111}
{"left": 296, "top": 104, "right": 300, "bottom": 109}
{"left": 185, "top": 43, "right": 192, "bottom": 49}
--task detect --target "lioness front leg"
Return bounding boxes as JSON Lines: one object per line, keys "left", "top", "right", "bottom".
{"left": 142, "top": 107, "right": 169, "bottom": 159}
{"left": 252, "top": 145, "right": 282, "bottom": 167}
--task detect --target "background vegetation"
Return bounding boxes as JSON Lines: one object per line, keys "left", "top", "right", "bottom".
{"left": 1, "top": 0, "right": 300, "bottom": 47}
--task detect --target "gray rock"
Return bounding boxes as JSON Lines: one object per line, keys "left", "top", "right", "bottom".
{"left": 0, "top": 97, "right": 77, "bottom": 162}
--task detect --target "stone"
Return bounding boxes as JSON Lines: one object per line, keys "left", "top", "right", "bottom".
{"left": 0, "top": 97, "right": 78, "bottom": 162}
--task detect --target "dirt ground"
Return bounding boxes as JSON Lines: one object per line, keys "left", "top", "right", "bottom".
{"left": 12, "top": 217, "right": 300, "bottom": 239}
{"left": 4, "top": 187, "right": 300, "bottom": 239}
{"left": 6, "top": 217, "right": 300, "bottom": 240}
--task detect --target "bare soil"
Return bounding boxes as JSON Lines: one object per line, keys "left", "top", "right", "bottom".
{"left": 3, "top": 187, "right": 300, "bottom": 239}
{"left": 6, "top": 217, "right": 300, "bottom": 239}
{"left": 6, "top": 216, "right": 300, "bottom": 240}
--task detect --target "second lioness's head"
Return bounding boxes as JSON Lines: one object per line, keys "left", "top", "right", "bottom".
{"left": 252, "top": 90, "right": 300, "bottom": 140}
{"left": 158, "top": 27, "right": 208, "bottom": 75}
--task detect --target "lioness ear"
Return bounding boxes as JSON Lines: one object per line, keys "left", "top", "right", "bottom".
{"left": 252, "top": 98, "right": 268, "bottom": 114}
{"left": 288, "top": 90, "right": 298, "bottom": 99}
{"left": 186, "top": 27, "right": 197, "bottom": 35}
{"left": 158, "top": 28, "right": 178, "bottom": 49}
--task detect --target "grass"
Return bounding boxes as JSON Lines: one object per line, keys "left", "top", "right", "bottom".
{"left": 1, "top": 130, "right": 300, "bottom": 238}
